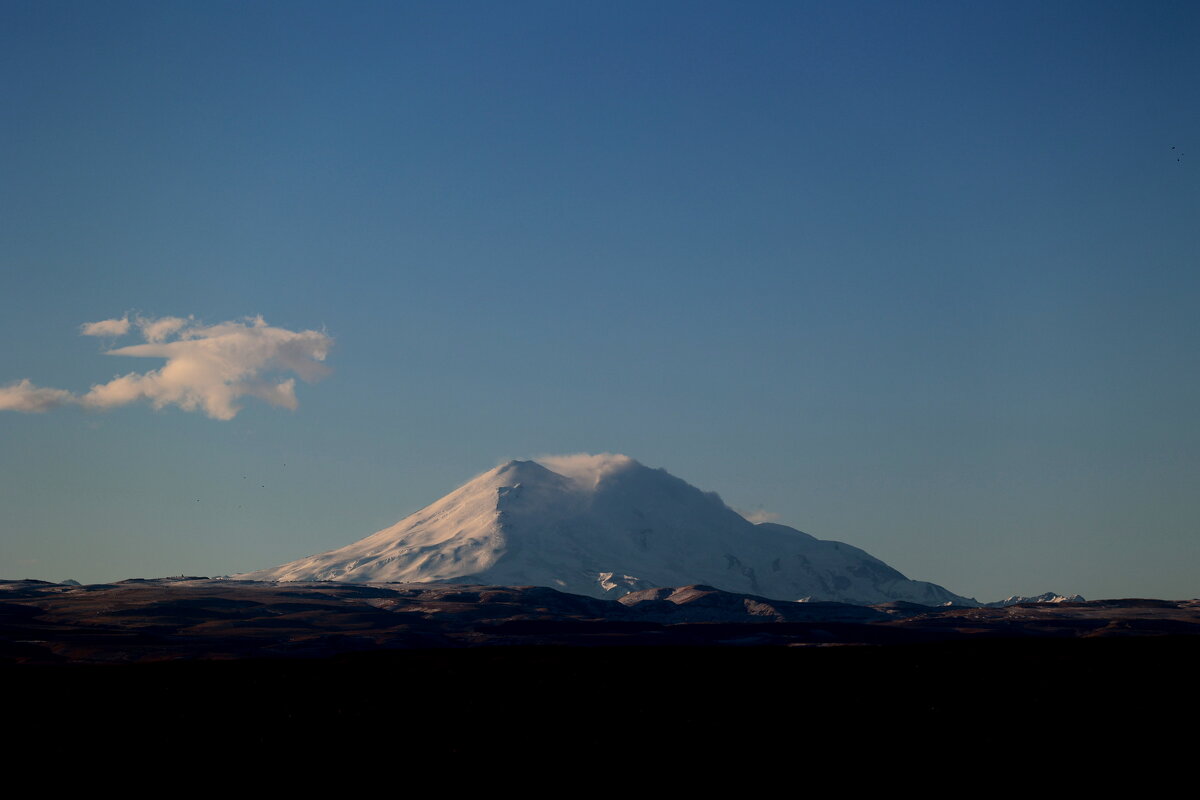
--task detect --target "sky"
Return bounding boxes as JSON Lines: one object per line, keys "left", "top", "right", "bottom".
{"left": 1, "top": 1, "right": 1197, "bottom": 601}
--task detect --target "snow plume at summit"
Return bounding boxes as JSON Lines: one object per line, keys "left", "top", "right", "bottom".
{"left": 0, "top": 315, "right": 332, "bottom": 420}
{"left": 534, "top": 453, "right": 637, "bottom": 486}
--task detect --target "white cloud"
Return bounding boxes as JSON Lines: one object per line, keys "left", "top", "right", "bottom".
{"left": 1, "top": 315, "right": 332, "bottom": 420}
{"left": 536, "top": 453, "right": 638, "bottom": 486}
{"left": 0, "top": 379, "right": 74, "bottom": 413}
{"left": 80, "top": 317, "right": 130, "bottom": 337}
{"left": 136, "top": 315, "right": 190, "bottom": 343}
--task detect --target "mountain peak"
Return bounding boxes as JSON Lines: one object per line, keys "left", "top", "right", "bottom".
{"left": 534, "top": 452, "right": 641, "bottom": 487}
{"left": 238, "top": 454, "right": 975, "bottom": 606}
{"left": 489, "top": 459, "right": 556, "bottom": 481}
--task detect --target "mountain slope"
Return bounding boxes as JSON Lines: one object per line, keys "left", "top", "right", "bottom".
{"left": 237, "top": 455, "right": 976, "bottom": 606}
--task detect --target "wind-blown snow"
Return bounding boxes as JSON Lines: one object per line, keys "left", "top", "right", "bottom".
{"left": 238, "top": 455, "right": 976, "bottom": 606}
{"left": 534, "top": 453, "right": 637, "bottom": 487}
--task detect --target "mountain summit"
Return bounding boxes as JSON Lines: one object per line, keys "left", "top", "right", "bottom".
{"left": 237, "top": 454, "right": 975, "bottom": 606}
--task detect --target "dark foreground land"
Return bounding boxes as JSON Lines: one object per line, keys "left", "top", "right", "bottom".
{"left": 5, "top": 578, "right": 1198, "bottom": 764}
{"left": 10, "top": 639, "right": 1200, "bottom": 766}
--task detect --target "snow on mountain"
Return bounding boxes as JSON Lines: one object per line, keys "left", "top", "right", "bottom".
{"left": 985, "top": 592, "right": 1085, "bottom": 607}
{"left": 237, "top": 455, "right": 977, "bottom": 606}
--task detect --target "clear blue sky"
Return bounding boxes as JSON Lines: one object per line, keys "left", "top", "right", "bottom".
{"left": 1, "top": 1, "right": 1197, "bottom": 600}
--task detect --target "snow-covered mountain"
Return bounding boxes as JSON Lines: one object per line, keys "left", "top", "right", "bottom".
{"left": 985, "top": 592, "right": 1085, "bottom": 607}
{"left": 238, "top": 454, "right": 977, "bottom": 606}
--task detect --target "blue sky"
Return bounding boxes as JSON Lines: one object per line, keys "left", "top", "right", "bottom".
{"left": 1, "top": 1, "right": 1197, "bottom": 600}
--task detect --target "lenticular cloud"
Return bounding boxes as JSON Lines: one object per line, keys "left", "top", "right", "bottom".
{"left": 0, "top": 315, "right": 332, "bottom": 420}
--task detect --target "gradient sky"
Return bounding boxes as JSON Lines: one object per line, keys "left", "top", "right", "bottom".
{"left": 2, "top": 1, "right": 1197, "bottom": 601}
